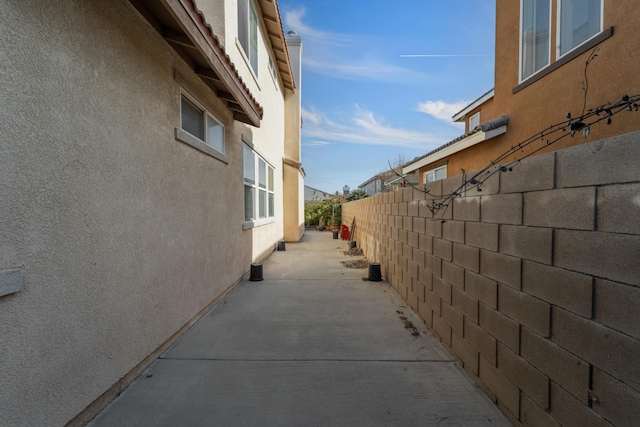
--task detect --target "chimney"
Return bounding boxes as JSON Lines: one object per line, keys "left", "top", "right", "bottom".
{"left": 285, "top": 31, "right": 302, "bottom": 89}
{"left": 343, "top": 185, "right": 350, "bottom": 197}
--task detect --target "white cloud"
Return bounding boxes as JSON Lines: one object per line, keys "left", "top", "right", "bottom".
{"left": 301, "top": 105, "right": 450, "bottom": 150}
{"left": 416, "top": 100, "right": 470, "bottom": 124}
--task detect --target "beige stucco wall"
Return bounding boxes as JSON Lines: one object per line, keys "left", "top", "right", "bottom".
{"left": 0, "top": 0, "right": 290, "bottom": 425}
{"left": 221, "top": 0, "right": 289, "bottom": 256}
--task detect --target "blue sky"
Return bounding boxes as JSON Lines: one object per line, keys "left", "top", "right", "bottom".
{"left": 276, "top": 0, "right": 496, "bottom": 194}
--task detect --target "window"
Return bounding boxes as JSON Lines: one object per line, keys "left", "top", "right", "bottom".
{"left": 469, "top": 112, "right": 480, "bottom": 130}
{"left": 244, "top": 145, "right": 275, "bottom": 224}
{"left": 520, "top": 0, "right": 551, "bottom": 81}
{"left": 424, "top": 165, "right": 447, "bottom": 183}
{"left": 238, "top": 0, "right": 259, "bottom": 76}
{"left": 180, "top": 94, "right": 225, "bottom": 154}
{"left": 558, "top": 0, "right": 602, "bottom": 57}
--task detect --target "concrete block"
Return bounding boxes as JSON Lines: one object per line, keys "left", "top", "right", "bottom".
{"left": 419, "top": 199, "right": 436, "bottom": 218}
{"left": 418, "top": 302, "right": 433, "bottom": 328}
{"left": 524, "top": 187, "right": 596, "bottom": 230}
{"left": 480, "top": 250, "right": 521, "bottom": 290}
{"left": 402, "top": 243, "right": 412, "bottom": 260}
{"left": 441, "top": 301, "right": 463, "bottom": 335}
{"left": 465, "top": 317, "right": 497, "bottom": 365}
{"left": 425, "top": 218, "right": 442, "bottom": 238}
{"left": 481, "top": 194, "right": 523, "bottom": 225}
{"left": 398, "top": 229, "right": 408, "bottom": 244}
{"left": 392, "top": 203, "right": 399, "bottom": 216}
{"left": 402, "top": 216, "right": 412, "bottom": 231}
{"left": 407, "top": 200, "right": 419, "bottom": 217}
{"left": 423, "top": 179, "right": 443, "bottom": 198}
{"left": 452, "top": 331, "right": 479, "bottom": 375}
{"left": 555, "top": 230, "right": 640, "bottom": 286}
{"left": 425, "top": 254, "right": 442, "bottom": 277}
{"left": 453, "top": 197, "right": 480, "bottom": 223}
{"left": 501, "top": 151, "right": 555, "bottom": 194}
{"left": 0, "top": 269, "right": 23, "bottom": 297}
{"left": 499, "top": 285, "right": 551, "bottom": 338}
{"left": 466, "top": 222, "right": 499, "bottom": 251}
{"left": 597, "top": 183, "right": 640, "bottom": 235}
{"left": 433, "top": 238, "right": 453, "bottom": 262}
{"left": 408, "top": 231, "right": 418, "bottom": 249}
{"left": 412, "top": 248, "right": 425, "bottom": 269}
{"left": 394, "top": 189, "right": 403, "bottom": 202}
{"left": 432, "top": 312, "right": 452, "bottom": 347}
{"left": 391, "top": 226, "right": 399, "bottom": 241}
{"left": 453, "top": 243, "right": 479, "bottom": 273}
{"left": 595, "top": 279, "right": 640, "bottom": 340}
{"left": 433, "top": 276, "right": 452, "bottom": 304}
{"left": 413, "top": 217, "right": 426, "bottom": 235}
{"left": 479, "top": 355, "right": 520, "bottom": 416}
{"left": 394, "top": 215, "right": 403, "bottom": 229}
{"left": 442, "top": 261, "right": 464, "bottom": 290}
{"left": 479, "top": 303, "right": 520, "bottom": 353}
{"left": 442, "top": 174, "right": 467, "bottom": 197}
{"left": 556, "top": 131, "right": 640, "bottom": 188}
{"left": 592, "top": 368, "right": 640, "bottom": 427}
{"left": 522, "top": 261, "right": 592, "bottom": 318}
{"left": 552, "top": 307, "right": 640, "bottom": 391}
{"left": 442, "top": 220, "right": 464, "bottom": 243}
{"left": 412, "top": 187, "right": 427, "bottom": 201}
{"left": 465, "top": 270, "right": 498, "bottom": 309}
{"left": 424, "top": 288, "right": 441, "bottom": 316}
{"left": 521, "top": 327, "right": 590, "bottom": 402}
{"left": 419, "top": 234, "right": 432, "bottom": 254}
{"left": 498, "top": 343, "right": 550, "bottom": 409}
{"left": 402, "top": 187, "right": 412, "bottom": 201}
{"left": 418, "top": 268, "right": 433, "bottom": 291}
{"left": 408, "top": 261, "right": 419, "bottom": 281}
{"left": 550, "top": 382, "right": 609, "bottom": 427}
{"left": 521, "top": 394, "right": 560, "bottom": 427}
{"left": 465, "top": 168, "right": 500, "bottom": 196}
{"left": 500, "top": 225, "right": 553, "bottom": 265}
{"left": 452, "top": 286, "right": 479, "bottom": 323}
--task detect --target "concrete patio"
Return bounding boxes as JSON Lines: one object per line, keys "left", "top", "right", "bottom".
{"left": 87, "top": 231, "right": 510, "bottom": 426}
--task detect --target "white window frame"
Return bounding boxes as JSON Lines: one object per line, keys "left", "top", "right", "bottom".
{"left": 469, "top": 112, "right": 480, "bottom": 131}
{"left": 238, "top": 0, "right": 259, "bottom": 77}
{"left": 423, "top": 165, "right": 447, "bottom": 184}
{"left": 557, "top": 0, "right": 604, "bottom": 59}
{"left": 243, "top": 144, "right": 275, "bottom": 228}
{"left": 519, "top": 0, "right": 552, "bottom": 82}
{"left": 175, "top": 91, "right": 227, "bottom": 163}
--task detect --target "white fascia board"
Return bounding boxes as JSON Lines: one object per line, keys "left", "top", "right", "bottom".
{"left": 452, "top": 89, "right": 495, "bottom": 122}
{"left": 402, "top": 125, "right": 507, "bottom": 174}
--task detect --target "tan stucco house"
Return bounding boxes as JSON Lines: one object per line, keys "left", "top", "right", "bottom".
{"left": 404, "top": 0, "right": 640, "bottom": 184}
{"left": 0, "top": 0, "right": 303, "bottom": 425}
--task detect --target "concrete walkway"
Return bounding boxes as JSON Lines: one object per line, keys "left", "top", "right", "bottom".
{"left": 88, "top": 231, "right": 510, "bottom": 426}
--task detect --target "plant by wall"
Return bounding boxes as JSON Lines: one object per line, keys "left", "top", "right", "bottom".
{"left": 305, "top": 197, "right": 342, "bottom": 226}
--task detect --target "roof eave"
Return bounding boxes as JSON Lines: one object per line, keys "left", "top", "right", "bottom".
{"left": 130, "top": 0, "right": 264, "bottom": 126}
{"left": 402, "top": 125, "right": 507, "bottom": 174}
{"left": 452, "top": 89, "right": 495, "bottom": 122}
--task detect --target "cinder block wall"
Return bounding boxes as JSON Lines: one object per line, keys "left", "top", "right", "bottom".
{"left": 343, "top": 131, "right": 640, "bottom": 426}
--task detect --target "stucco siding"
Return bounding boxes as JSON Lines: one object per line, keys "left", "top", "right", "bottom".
{"left": 0, "top": 0, "right": 287, "bottom": 425}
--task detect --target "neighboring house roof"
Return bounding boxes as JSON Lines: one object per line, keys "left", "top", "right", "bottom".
{"left": 403, "top": 115, "right": 509, "bottom": 175}
{"left": 305, "top": 185, "right": 332, "bottom": 196}
{"left": 130, "top": 0, "right": 270, "bottom": 127}
{"left": 358, "top": 173, "right": 386, "bottom": 188}
{"left": 452, "top": 88, "right": 494, "bottom": 122}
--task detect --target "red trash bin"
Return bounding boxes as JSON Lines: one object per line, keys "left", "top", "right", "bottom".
{"left": 340, "top": 225, "right": 349, "bottom": 240}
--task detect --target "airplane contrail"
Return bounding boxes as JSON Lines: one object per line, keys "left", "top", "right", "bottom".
{"left": 399, "top": 54, "right": 493, "bottom": 57}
